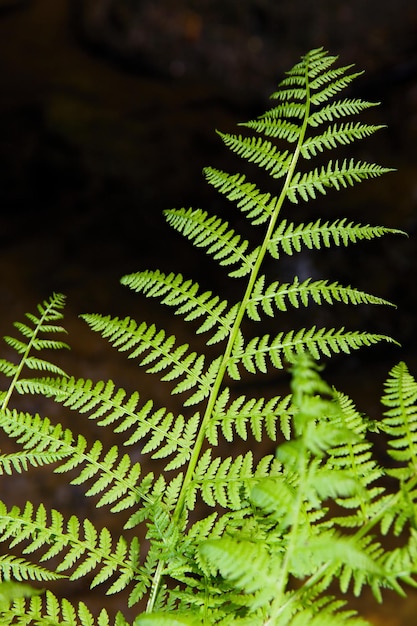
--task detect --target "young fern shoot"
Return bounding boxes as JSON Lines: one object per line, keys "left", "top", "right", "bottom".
{"left": 0, "top": 48, "right": 414, "bottom": 626}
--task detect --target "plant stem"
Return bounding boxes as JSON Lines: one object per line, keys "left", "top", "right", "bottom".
{"left": 146, "top": 54, "right": 313, "bottom": 612}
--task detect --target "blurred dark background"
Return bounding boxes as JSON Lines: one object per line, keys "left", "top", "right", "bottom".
{"left": 1, "top": 1, "right": 417, "bottom": 623}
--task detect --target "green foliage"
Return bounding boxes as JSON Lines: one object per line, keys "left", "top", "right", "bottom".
{"left": 0, "top": 47, "right": 415, "bottom": 625}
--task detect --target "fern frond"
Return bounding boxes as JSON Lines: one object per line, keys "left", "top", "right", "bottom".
{"left": 267, "top": 218, "right": 403, "bottom": 259}
{"left": 308, "top": 98, "right": 379, "bottom": 127}
{"left": 0, "top": 293, "right": 68, "bottom": 410}
{"left": 0, "top": 554, "right": 62, "bottom": 584}
{"left": 300, "top": 122, "right": 385, "bottom": 159}
{"left": 0, "top": 448, "right": 69, "bottom": 475}
{"left": 200, "top": 536, "right": 279, "bottom": 599}
{"left": 23, "top": 375, "right": 200, "bottom": 471}
{"left": 186, "top": 450, "right": 280, "bottom": 511}
{"left": 324, "top": 392, "right": 385, "bottom": 527}
{"left": 206, "top": 387, "right": 293, "bottom": 444}
{"left": 215, "top": 132, "right": 292, "bottom": 179}
{"left": 120, "top": 270, "right": 238, "bottom": 345}
{"left": 310, "top": 70, "right": 364, "bottom": 104}
{"left": 287, "top": 159, "right": 393, "bottom": 203}
{"left": 0, "top": 407, "right": 153, "bottom": 513}
{"left": 203, "top": 167, "right": 279, "bottom": 226}
{"left": 81, "top": 313, "right": 222, "bottom": 406}
{"left": 0, "top": 502, "right": 140, "bottom": 594}
{"left": 381, "top": 362, "right": 417, "bottom": 476}
{"left": 246, "top": 275, "right": 394, "bottom": 321}
{"left": 0, "top": 590, "right": 130, "bottom": 626}
{"left": 241, "top": 115, "right": 302, "bottom": 141}
{"left": 164, "top": 207, "right": 260, "bottom": 277}
{"left": 380, "top": 529, "right": 417, "bottom": 593}
{"left": 275, "top": 594, "right": 371, "bottom": 626}
{"left": 227, "top": 327, "right": 395, "bottom": 379}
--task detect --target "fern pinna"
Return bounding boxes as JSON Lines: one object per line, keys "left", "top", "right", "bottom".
{"left": 0, "top": 48, "right": 415, "bottom": 626}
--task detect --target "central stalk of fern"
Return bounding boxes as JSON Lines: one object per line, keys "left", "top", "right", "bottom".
{"left": 146, "top": 47, "right": 316, "bottom": 610}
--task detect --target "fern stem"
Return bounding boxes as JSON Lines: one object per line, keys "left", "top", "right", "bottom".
{"left": 146, "top": 52, "right": 314, "bottom": 612}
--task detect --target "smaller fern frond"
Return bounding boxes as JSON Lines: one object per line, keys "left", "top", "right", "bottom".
{"left": 199, "top": 536, "right": 279, "bottom": 600}
{"left": 286, "top": 160, "right": 394, "bottom": 204}
{"left": 23, "top": 375, "right": 200, "bottom": 470}
{"left": 206, "top": 387, "right": 293, "bottom": 444}
{"left": 0, "top": 590, "right": 130, "bottom": 626}
{"left": 0, "top": 448, "right": 69, "bottom": 475}
{"left": 227, "top": 327, "right": 396, "bottom": 379}
{"left": 241, "top": 115, "right": 302, "bottom": 141}
{"left": 309, "top": 69, "right": 364, "bottom": 106}
{"left": 203, "top": 166, "right": 279, "bottom": 226}
{"left": 380, "top": 362, "right": 417, "bottom": 477}
{"left": 215, "top": 132, "right": 292, "bottom": 179}
{"left": 120, "top": 270, "right": 238, "bottom": 345}
{"left": 0, "top": 293, "right": 69, "bottom": 410}
{"left": 186, "top": 450, "right": 280, "bottom": 512}
{"left": 0, "top": 553, "right": 62, "bottom": 584}
{"left": 0, "top": 502, "right": 140, "bottom": 595}
{"left": 267, "top": 218, "right": 404, "bottom": 259}
{"left": 81, "top": 314, "right": 222, "bottom": 406}
{"left": 300, "top": 122, "right": 386, "bottom": 159}
{"left": 246, "top": 275, "right": 394, "bottom": 321}
{"left": 324, "top": 392, "right": 385, "bottom": 527}
{"left": 164, "top": 207, "right": 259, "bottom": 277}
{"left": 308, "top": 98, "right": 379, "bottom": 127}
{"left": 0, "top": 407, "right": 154, "bottom": 514}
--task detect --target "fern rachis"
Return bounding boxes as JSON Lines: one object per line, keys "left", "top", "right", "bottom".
{"left": 0, "top": 48, "right": 415, "bottom": 626}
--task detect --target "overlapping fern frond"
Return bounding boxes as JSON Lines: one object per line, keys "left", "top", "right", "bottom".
{"left": 0, "top": 590, "right": 131, "bottom": 626}
{"left": 0, "top": 293, "right": 68, "bottom": 409}
{"left": 0, "top": 47, "right": 414, "bottom": 626}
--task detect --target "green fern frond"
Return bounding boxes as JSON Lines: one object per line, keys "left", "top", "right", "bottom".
{"left": 308, "top": 98, "right": 379, "bottom": 127}
{"left": 380, "top": 529, "right": 417, "bottom": 592}
{"left": 267, "top": 218, "right": 404, "bottom": 258}
{"left": 300, "top": 122, "right": 386, "bottom": 159}
{"left": 200, "top": 536, "right": 278, "bottom": 598}
{"left": 81, "top": 313, "right": 222, "bottom": 406}
{"left": 164, "top": 208, "right": 260, "bottom": 277}
{"left": 186, "top": 450, "right": 280, "bottom": 511}
{"left": 0, "top": 293, "right": 68, "bottom": 410}
{"left": 120, "top": 270, "right": 238, "bottom": 345}
{"left": 0, "top": 501, "right": 140, "bottom": 594}
{"left": 310, "top": 70, "right": 364, "bottom": 105}
{"left": 207, "top": 388, "right": 293, "bottom": 444}
{"left": 215, "top": 133, "right": 292, "bottom": 179}
{"left": 0, "top": 448, "right": 69, "bottom": 475}
{"left": 241, "top": 115, "right": 302, "bottom": 141}
{"left": 0, "top": 48, "right": 411, "bottom": 626}
{"left": 287, "top": 159, "right": 393, "bottom": 203}
{"left": 0, "top": 407, "right": 153, "bottom": 513}
{"left": 275, "top": 595, "right": 371, "bottom": 626}
{"left": 246, "top": 275, "right": 394, "bottom": 320}
{"left": 227, "top": 327, "right": 395, "bottom": 379}
{"left": 281, "top": 48, "right": 337, "bottom": 81}
{"left": 22, "top": 376, "right": 200, "bottom": 471}
{"left": 0, "top": 554, "right": 62, "bottom": 584}
{"left": 381, "top": 362, "right": 417, "bottom": 476}
{"left": 0, "top": 590, "right": 130, "bottom": 626}
{"left": 324, "top": 392, "right": 385, "bottom": 526}
{"left": 203, "top": 167, "right": 279, "bottom": 226}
